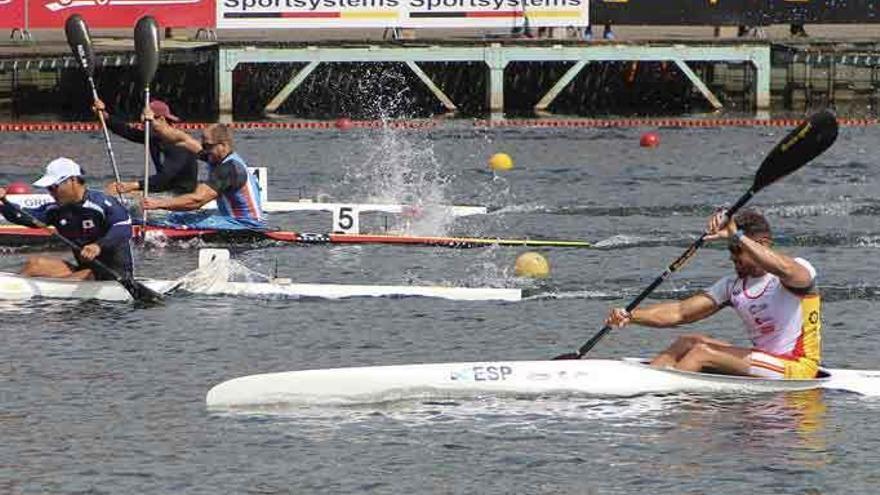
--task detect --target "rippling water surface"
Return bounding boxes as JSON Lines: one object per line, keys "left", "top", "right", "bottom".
{"left": 3, "top": 123, "right": 880, "bottom": 494}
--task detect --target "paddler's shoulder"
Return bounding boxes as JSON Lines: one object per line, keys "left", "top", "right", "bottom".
{"left": 83, "top": 189, "right": 127, "bottom": 211}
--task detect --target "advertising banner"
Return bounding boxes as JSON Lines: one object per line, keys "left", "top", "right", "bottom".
{"left": 217, "top": 0, "right": 588, "bottom": 28}
{"left": 0, "top": 0, "right": 25, "bottom": 29}
{"left": 28, "top": 0, "right": 215, "bottom": 28}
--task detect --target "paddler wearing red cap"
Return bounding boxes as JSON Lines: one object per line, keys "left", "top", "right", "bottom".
{"left": 93, "top": 97, "right": 198, "bottom": 196}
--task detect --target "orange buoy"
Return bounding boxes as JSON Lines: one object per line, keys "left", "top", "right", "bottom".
{"left": 640, "top": 132, "right": 660, "bottom": 148}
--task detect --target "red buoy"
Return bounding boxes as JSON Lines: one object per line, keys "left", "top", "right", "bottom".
{"left": 335, "top": 117, "right": 354, "bottom": 130}
{"left": 6, "top": 181, "right": 32, "bottom": 194}
{"left": 640, "top": 132, "right": 660, "bottom": 148}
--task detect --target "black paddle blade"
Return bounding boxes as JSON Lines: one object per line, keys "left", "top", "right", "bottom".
{"left": 121, "top": 278, "right": 164, "bottom": 306}
{"left": 549, "top": 111, "right": 839, "bottom": 362}
{"left": 65, "top": 15, "right": 96, "bottom": 76}
{"left": 753, "top": 109, "right": 839, "bottom": 193}
{"left": 134, "top": 16, "right": 160, "bottom": 89}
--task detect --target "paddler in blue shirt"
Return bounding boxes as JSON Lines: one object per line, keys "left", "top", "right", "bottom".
{"left": 0, "top": 158, "right": 133, "bottom": 280}
{"left": 141, "top": 108, "right": 266, "bottom": 230}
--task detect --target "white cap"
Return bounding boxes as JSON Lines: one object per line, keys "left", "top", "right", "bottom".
{"left": 33, "top": 157, "right": 83, "bottom": 188}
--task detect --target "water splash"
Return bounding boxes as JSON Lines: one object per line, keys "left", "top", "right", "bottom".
{"left": 593, "top": 234, "right": 656, "bottom": 249}
{"left": 140, "top": 230, "right": 206, "bottom": 250}
{"left": 490, "top": 203, "right": 551, "bottom": 215}
{"left": 176, "top": 255, "right": 272, "bottom": 294}
{"left": 338, "top": 127, "right": 457, "bottom": 236}
{"left": 525, "top": 289, "right": 616, "bottom": 301}
{"left": 451, "top": 246, "right": 553, "bottom": 290}
{"left": 315, "top": 64, "right": 464, "bottom": 235}
{"left": 340, "top": 64, "right": 418, "bottom": 120}
{"left": 460, "top": 260, "right": 524, "bottom": 290}
{"left": 854, "top": 235, "right": 880, "bottom": 248}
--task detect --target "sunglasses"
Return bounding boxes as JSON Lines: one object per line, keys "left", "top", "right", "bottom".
{"left": 47, "top": 177, "right": 71, "bottom": 192}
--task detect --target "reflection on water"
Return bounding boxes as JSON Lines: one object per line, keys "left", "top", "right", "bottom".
{"left": 208, "top": 389, "right": 839, "bottom": 493}
{"left": 673, "top": 390, "right": 830, "bottom": 467}
{"left": 219, "top": 389, "right": 828, "bottom": 440}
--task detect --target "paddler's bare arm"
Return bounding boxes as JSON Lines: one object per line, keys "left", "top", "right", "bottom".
{"left": 704, "top": 210, "right": 813, "bottom": 290}
{"left": 733, "top": 235, "right": 813, "bottom": 289}
{"left": 144, "top": 108, "right": 203, "bottom": 155}
{"left": 606, "top": 293, "right": 720, "bottom": 329}
{"left": 143, "top": 183, "right": 217, "bottom": 211}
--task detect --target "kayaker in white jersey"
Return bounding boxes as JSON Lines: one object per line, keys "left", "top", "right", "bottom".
{"left": 605, "top": 209, "right": 821, "bottom": 379}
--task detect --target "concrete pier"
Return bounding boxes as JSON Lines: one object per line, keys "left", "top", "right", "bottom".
{"left": 215, "top": 41, "right": 770, "bottom": 121}
{"left": 1, "top": 25, "right": 880, "bottom": 120}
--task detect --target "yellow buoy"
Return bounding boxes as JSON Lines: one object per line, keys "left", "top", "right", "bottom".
{"left": 488, "top": 152, "right": 514, "bottom": 171}
{"left": 514, "top": 252, "right": 550, "bottom": 278}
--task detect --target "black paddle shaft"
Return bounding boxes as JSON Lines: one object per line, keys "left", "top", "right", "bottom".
{"left": 134, "top": 16, "right": 160, "bottom": 233}
{"left": 554, "top": 110, "right": 839, "bottom": 360}
{"left": 570, "top": 189, "right": 755, "bottom": 358}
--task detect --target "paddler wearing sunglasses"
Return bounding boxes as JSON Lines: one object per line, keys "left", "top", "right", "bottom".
{"left": 605, "top": 209, "right": 821, "bottom": 379}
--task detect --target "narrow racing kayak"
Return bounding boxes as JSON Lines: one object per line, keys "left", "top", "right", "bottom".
{"left": 3, "top": 193, "right": 487, "bottom": 217}
{"left": 0, "top": 271, "right": 520, "bottom": 303}
{"left": 0, "top": 247, "right": 521, "bottom": 303}
{"left": 0, "top": 224, "right": 592, "bottom": 249}
{"left": 205, "top": 358, "right": 880, "bottom": 408}
{"left": 0, "top": 272, "right": 179, "bottom": 302}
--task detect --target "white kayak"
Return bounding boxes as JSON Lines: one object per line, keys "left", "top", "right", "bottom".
{"left": 261, "top": 201, "right": 486, "bottom": 217}
{"left": 0, "top": 272, "right": 520, "bottom": 303}
{"left": 4, "top": 166, "right": 487, "bottom": 218}
{"left": 205, "top": 358, "right": 880, "bottom": 408}
{"left": 0, "top": 273, "right": 179, "bottom": 302}
{"left": 3, "top": 194, "right": 487, "bottom": 217}
{"left": 0, "top": 248, "right": 520, "bottom": 303}
{"left": 197, "top": 280, "right": 519, "bottom": 301}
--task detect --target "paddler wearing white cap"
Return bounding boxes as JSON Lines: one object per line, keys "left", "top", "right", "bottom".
{"left": 0, "top": 157, "right": 133, "bottom": 280}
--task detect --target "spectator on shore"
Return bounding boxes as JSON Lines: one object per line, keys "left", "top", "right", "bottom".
{"left": 603, "top": 22, "right": 615, "bottom": 40}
